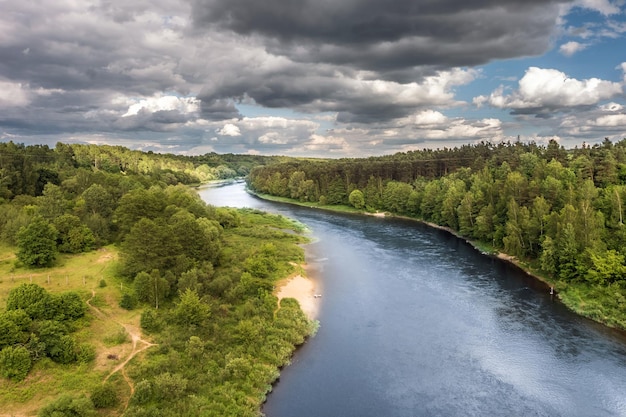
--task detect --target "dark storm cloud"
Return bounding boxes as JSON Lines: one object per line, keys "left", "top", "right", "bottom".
{"left": 199, "top": 99, "right": 242, "bottom": 121}
{"left": 192, "top": 0, "right": 573, "bottom": 74}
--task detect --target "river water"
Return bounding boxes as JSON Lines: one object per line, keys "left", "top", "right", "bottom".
{"left": 197, "top": 182, "right": 626, "bottom": 417}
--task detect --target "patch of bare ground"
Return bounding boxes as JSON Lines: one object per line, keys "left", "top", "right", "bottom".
{"left": 86, "top": 290, "right": 156, "bottom": 413}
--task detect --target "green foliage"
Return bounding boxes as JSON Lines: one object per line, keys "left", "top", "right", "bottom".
{"left": 55, "top": 292, "right": 86, "bottom": 321}
{"left": 0, "top": 314, "right": 25, "bottom": 350}
{"left": 38, "top": 394, "right": 96, "bottom": 417}
{"left": 174, "top": 289, "right": 210, "bottom": 327}
{"left": 134, "top": 270, "right": 170, "bottom": 309}
{"left": 153, "top": 372, "right": 189, "bottom": 401}
{"left": 53, "top": 214, "right": 95, "bottom": 253}
{"left": 348, "top": 189, "right": 365, "bottom": 209}
{"left": 16, "top": 215, "right": 58, "bottom": 267}
{"left": 76, "top": 343, "right": 96, "bottom": 364}
{"left": 90, "top": 383, "right": 118, "bottom": 409}
{"left": 140, "top": 309, "right": 163, "bottom": 333}
{"left": 586, "top": 249, "right": 626, "bottom": 285}
{"left": 119, "top": 292, "right": 138, "bottom": 310}
{"left": 2, "top": 283, "right": 89, "bottom": 383}
{"left": 6, "top": 283, "right": 55, "bottom": 320}
{"left": 0, "top": 345, "right": 32, "bottom": 381}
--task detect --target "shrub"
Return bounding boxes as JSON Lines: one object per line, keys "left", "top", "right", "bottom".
{"left": 0, "top": 345, "right": 32, "bottom": 381}
{"left": 140, "top": 309, "right": 162, "bottom": 333}
{"left": 119, "top": 292, "right": 137, "bottom": 310}
{"left": 38, "top": 394, "right": 96, "bottom": 417}
{"left": 132, "top": 380, "right": 153, "bottom": 405}
{"left": 91, "top": 383, "right": 118, "bottom": 409}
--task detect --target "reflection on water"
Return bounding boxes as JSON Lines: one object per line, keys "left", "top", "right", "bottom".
{"left": 198, "top": 182, "right": 626, "bottom": 417}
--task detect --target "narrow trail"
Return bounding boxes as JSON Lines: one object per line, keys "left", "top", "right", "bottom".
{"left": 86, "top": 290, "right": 156, "bottom": 412}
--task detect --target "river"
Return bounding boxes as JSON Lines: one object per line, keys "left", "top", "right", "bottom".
{"left": 197, "top": 181, "right": 626, "bottom": 417}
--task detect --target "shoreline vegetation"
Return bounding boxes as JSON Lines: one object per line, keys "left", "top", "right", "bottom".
{"left": 0, "top": 139, "right": 322, "bottom": 416}
{"left": 0, "top": 206, "right": 320, "bottom": 417}
{"left": 247, "top": 188, "right": 626, "bottom": 334}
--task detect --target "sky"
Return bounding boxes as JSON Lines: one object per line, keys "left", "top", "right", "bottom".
{"left": 1, "top": 0, "right": 626, "bottom": 158}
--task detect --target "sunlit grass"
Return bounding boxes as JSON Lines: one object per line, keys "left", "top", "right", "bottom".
{"left": 0, "top": 245, "right": 138, "bottom": 416}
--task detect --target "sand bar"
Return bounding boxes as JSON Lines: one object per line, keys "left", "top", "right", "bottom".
{"left": 276, "top": 275, "right": 319, "bottom": 320}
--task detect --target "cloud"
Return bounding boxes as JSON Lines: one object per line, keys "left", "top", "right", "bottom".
{"left": 560, "top": 105, "right": 626, "bottom": 138}
{"left": 191, "top": 0, "right": 569, "bottom": 75}
{"left": 217, "top": 123, "right": 241, "bottom": 137}
{"left": 199, "top": 67, "right": 478, "bottom": 124}
{"left": 474, "top": 67, "right": 623, "bottom": 115}
{"left": 122, "top": 95, "right": 200, "bottom": 117}
{"left": 0, "top": 80, "right": 30, "bottom": 108}
{"left": 559, "top": 41, "right": 588, "bottom": 56}
{"left": 0, "top": 0, "right": 624, "bottom": 157}
{"left": 573, "top": 0, "right": 621, "bottom": 15}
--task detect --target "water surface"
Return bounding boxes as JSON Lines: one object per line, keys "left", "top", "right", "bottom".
{"left": 198, "top": 182, "right": 626, "bottom": 417}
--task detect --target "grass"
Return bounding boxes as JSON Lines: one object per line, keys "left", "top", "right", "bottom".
{"left": 0, "top": 244, "right": 142, "bottom": 416}
{"left": 0, "top": 245, "right": 119, "bottom": 309}
{"left": 247, "top": 190, "right": 365, "bottom": 215}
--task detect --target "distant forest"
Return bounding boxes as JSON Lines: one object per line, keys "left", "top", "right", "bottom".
{"left": 248, "top": 139, "right": 626, "bottom": 329}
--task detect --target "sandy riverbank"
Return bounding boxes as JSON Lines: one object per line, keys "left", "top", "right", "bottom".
{"left": 276, "top": 274, "right": 320, "bottom": 320}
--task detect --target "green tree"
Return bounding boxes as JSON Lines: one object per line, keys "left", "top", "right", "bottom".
{"left": 348, "top": 189, "right": 365, "bottom": 209}
{"left": 16, "top": 215, "right": 58, "bottom": 267}
{"left": 0, "top": 315, "right": 24, "bottom": 350}
{"left": 38, "top": 184, "right": 68, "bottom": 220}
{"left": 55, "top": 292, "right": 86, "bottom": 321}
{"left": 539, "top": 235, "right": 558, "bottom": 276}
{"left": 0, "top": 345, "right": 32, "bottom": 381}
{"left": 586, "top": 249, "right": 626, "bottom": 285}
{"left": 121, "top": 218, "right": 181, "bottom": 277}
{"left": 53, "top": 214, "right": 95, "bottom": 253}
{"left": 134, "top": 270, "right": 170, "bottom": 309}
{"left": 173, "top": 289, "right": 210, "bottom": 327}
{"left": 6, "top": 283, "right": 56, "bottom": 320}
{"left": 80, "top": 183, "right": 115, "bottom": 218}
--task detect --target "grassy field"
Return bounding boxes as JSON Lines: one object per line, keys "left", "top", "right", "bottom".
{"left": 0, "top": 245, "right": 147, "bottom": 417}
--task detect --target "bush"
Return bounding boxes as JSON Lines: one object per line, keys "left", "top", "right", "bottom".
{"left": 99, "top": 279, "right": 107, "bottom": 288}
{"left": 53, "top": 335, "right": 77, "bottom": 364}
{"left": 119, "top": 292, "right": 137, "bottom": 310}
{"left": 91, "top": 383, "right": 118, "bottom": 409}
{"left": 0, "top": 345, "right": 32, "bottom": 381}
{"left": 140, "top": 309, "right": 162, "bottom": 333}
{"left": 132, "top": 379, "right": 153, "bottom": 405}
{"left": 38, "top": 394, "right": 96, "bottom": 417}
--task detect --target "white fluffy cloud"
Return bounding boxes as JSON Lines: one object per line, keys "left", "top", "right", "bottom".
{"left": 0, "top": 80, "right": 30, "bottom": 108}
{"left": 217, "top": 123, "right": 241, "bottom": 136}
{"left": 122, "top": 95, "right": 200, "bottom": 117}
{"left": 559, "top": 41, "right": 588, "bottom": 56}
{"left": 474, "top": 67, "right": 623, "bottom": 112}
{"left": 573, "top": 0, "right": 621, "bottom": 15}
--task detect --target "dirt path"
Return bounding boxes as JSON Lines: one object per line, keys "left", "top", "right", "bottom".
{"left": 86, "top": 290, "right": 156, "bottom": 412}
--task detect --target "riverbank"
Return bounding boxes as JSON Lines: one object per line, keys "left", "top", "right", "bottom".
{"left": 247, "top": 188, "right": 626, "bottom": 332}
{"left": 276, "top": 274, "right": 319, "bottom": 320}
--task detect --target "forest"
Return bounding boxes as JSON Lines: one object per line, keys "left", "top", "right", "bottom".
{"left": 0, "top": 142, "right": 316, "bottom": 416}
{"left": 248, "top": 138, "right": 626, "bottom": 329}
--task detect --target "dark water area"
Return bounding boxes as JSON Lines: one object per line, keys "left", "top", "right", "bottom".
{"left": 197, "top": 182, "right": 626, "bottom": 417}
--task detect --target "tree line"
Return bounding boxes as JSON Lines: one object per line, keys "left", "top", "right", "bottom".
{"left": 249, "top": 138, "right": 626, "bottom": 329}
